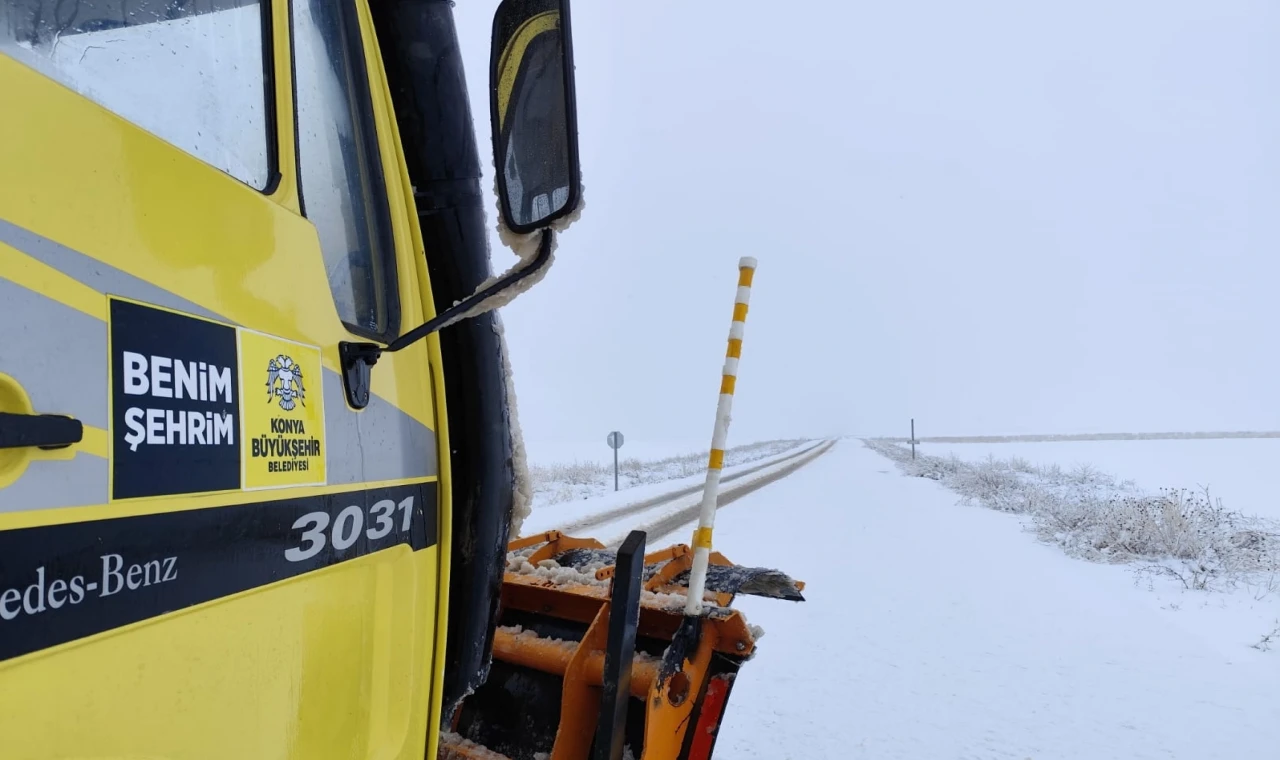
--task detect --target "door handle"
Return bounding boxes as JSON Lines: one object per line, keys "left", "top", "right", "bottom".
{"left": 0, "top": 412, "right": 84, "bottom": 450}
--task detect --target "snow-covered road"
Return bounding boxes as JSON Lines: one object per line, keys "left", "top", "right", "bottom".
{"left": 649, "top": 440, "right": 1279, "bottom": 759}
{"left": 522, "top": 440, "right": 834, "bottom": 545}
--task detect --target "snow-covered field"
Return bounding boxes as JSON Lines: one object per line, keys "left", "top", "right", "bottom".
{"left": 694, "top": 441, "right": 1280, "bottom": 759}
{"left": 916, "top": 438, "right": 1280, "bottom": 523}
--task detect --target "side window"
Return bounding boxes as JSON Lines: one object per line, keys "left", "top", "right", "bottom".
{"left": 0, "top": 0, "right": 272, "bottom": 189}
{"left": 292, "top": 0, "right": 398, "bottom": 341}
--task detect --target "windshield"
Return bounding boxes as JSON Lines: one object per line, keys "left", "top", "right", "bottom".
{"left": 1, "top": 0, "right": 270, "bottom": 188}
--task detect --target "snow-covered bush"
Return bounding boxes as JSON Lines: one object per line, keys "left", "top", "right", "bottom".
{"left": 881, "top": 430, "right": 1280, "bottom": 444}
{"left": 864, "top": 439, "right": 1280, "bottom": 590}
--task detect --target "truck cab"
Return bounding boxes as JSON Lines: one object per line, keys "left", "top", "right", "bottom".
{"left": 0, "top": 0, "right": 576, "bottom": 756}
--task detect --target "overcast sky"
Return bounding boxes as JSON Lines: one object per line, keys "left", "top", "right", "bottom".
{"left": 451, "top": 0, "right": 1279, "bottom": 460}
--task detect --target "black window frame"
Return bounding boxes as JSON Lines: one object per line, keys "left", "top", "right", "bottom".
{"left": 260, "top": 0, "right": 283, "bottom": 195}
{"left": 288, "top": 0, "right": 402, "bottom": 345}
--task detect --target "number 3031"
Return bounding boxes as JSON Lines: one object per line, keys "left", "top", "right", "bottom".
{"left": 285, "top": 497, "right": 415, "bottom": 562}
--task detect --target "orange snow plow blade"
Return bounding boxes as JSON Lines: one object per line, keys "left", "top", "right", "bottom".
{"left": 441, "top": 530, "right": 805, "bottom": 760}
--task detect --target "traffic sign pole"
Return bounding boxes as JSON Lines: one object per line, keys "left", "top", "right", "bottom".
{"left": 606, "top": 431, "right": 625, "bottom": 491}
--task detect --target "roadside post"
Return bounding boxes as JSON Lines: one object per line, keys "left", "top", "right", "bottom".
{"left": 684, "top": 257, "right": 757, "bottom": 616}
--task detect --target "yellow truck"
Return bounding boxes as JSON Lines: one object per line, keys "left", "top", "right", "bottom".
{"left": 0, "top": 1, "right": 803, "bottom": 758}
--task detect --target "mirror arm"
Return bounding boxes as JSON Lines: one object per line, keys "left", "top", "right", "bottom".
{"left": 390, "top": 227, "right": 553, "bottom": 354}
{"left": 339, "top": 228, "right": 554, "bottom": 409}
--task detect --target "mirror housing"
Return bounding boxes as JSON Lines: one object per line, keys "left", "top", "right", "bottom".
{"left": 489, "top": 0, "right": 581, "bottom": 235}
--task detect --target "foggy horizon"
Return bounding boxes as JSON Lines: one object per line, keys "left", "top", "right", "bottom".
{"left": 454, "top": 0, "right": 1278, "bottom": 460}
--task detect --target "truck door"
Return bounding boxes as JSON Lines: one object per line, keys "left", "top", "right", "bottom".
{"left": 0, "top": 2, "right": 446, "bottom": 758}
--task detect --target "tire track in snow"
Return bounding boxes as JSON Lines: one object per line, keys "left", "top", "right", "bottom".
{"left": 555, "top": 440, "right": 831, "bottom": 537}
{"left": 604, "top": 439, "right": 837, "bottom": 549}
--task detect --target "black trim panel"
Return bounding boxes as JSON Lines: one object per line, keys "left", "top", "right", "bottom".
{"left": 259, "top": 0, "right": 283, "bottom": 196}
{"left": 0, "top": 481, "right": 438, "bottom": 662}
{"left": 369, "top": 0, "right": 516, "bottom": 722}
{"left": 288, "top": 0, "right": 304, "bottom": 214}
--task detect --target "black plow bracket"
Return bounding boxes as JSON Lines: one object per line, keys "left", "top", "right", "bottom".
{"left": 593, "top": 530, "right": 646, "bottom": 760}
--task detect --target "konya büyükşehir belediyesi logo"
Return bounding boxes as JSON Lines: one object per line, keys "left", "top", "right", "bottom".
{"left": 266, "top": 355, "right": 305, "bottom": 412}
{"left": 240, "top": 331, "right": 325, "bottom": 489}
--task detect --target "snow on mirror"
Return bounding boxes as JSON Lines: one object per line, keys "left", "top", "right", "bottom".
{"left": 489, "top": 0, "right": 581, "bottom": 235}
{"left": 0, "top": 0, "right": 270, "bottom": 190}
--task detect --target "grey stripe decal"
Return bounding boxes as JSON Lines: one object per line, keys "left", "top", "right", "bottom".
{"left": 323, "top": 368, "right": 436, "bottom": 484}
{"left": 0, "top": 277, "right": 109, "bottom": 429}
{"left": 0, "top": 457, "right": 109, "bottom": 513}
{"left": 0, "top": 218, "right": 438, "bottom": 497}
{"left": 0, "top": 218, "right": 225, "bottom": 323}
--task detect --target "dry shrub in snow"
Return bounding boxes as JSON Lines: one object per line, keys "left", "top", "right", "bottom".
{"left": 530, "top": 439, "right": 807, "bottom": 507}
{"left": 532, "top": 461, "right": 605, "bottom": 487}
{"left": 1253, "top": 621, "right": 1280, "bottom": 652}
{"left": 864, "top": 439, "right": 1280, "bottom": 591}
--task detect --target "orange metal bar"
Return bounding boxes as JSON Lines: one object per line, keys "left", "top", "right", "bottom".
{"left": 528, "top": 535, "right": 606, "bottom": 566}
{"left": 507, "top": 530, "right": 564, "bottom": 551}
{"left": 641, "top": 623, "right": 720, "bottom": 760}
{"left": 643, "top": 551, "right": 692, "bottom": 591}
{"left": 508, "top": 531, "right": 608, "bottom": 565}
{"left": 492, "top": 627, "right": 659, "bottom": 701}
{"left": 501, "top": 576, "right": 759, "bottom": 657}
{"left": 551, "top": 604, "right": 610, "bottom": 760}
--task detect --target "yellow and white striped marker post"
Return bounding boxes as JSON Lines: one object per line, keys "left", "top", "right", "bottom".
{"left": 684, "top": 256, "right": 757, "bottom": 616}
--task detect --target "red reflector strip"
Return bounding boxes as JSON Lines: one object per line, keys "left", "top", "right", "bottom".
{"left": 687, "top": 674, "right": 733, "bottom": 760}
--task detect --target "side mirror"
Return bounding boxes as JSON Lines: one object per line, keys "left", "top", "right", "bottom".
{"left": 490, "top": 0, "right": 581, "bottom": 234}
{"left": 338, "top": 0, "right": 581, "bottom": 411}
